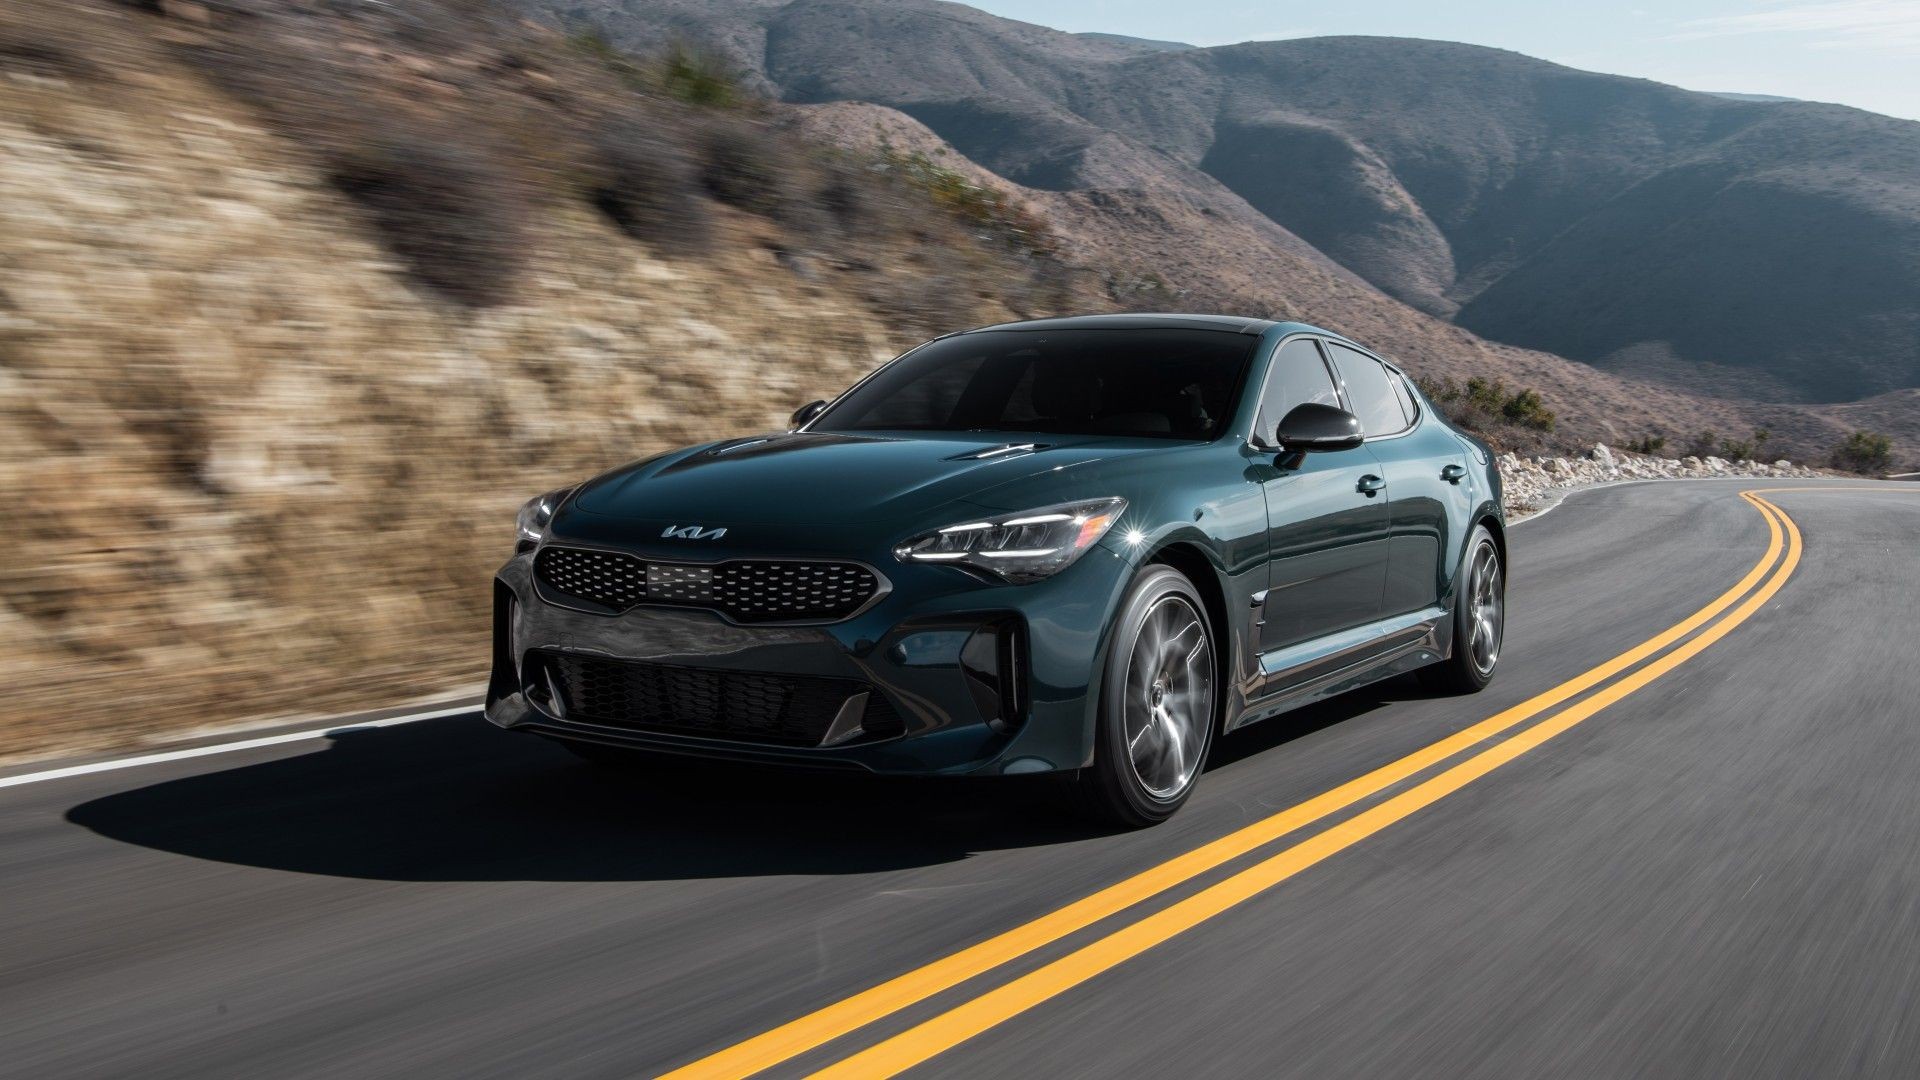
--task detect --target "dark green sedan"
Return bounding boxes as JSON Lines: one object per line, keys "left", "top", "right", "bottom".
{"left": 486, "top": 314, "right": 1505, "bottom": 825}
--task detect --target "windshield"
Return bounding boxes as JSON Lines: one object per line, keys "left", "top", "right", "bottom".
{"left": 812, "top": 328, "right": 1257, "bottom": 441}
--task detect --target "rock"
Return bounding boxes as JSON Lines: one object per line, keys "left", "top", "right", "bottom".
{"left": 1592, "top": 443, "right": 1616, "bottom": 468}
{"left": 1773, "top": 459, "right": 1792, "bottom": 469}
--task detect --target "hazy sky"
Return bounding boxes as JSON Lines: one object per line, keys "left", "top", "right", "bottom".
{"left": 969, "top": 1, "right": 1920, "bottom": 121}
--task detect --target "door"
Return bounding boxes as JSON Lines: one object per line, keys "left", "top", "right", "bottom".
{"left": 1323, "top": 344, "right": 1460, "bottom": 617}
{"left": 1254, "top": 338, "right": 1392, "bottom": 655}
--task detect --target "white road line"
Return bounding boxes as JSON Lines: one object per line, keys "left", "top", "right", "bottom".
{"left": 0, "top": 703, "right": 479, "bottom": 790}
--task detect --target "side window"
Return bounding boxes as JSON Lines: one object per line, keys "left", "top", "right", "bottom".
{"left": 1388, "top": 369, "right": 1419, "bottom": 426}
{"left": 1326, "top": 343, "right": 1407, "bottom": 437}
{"left": 1253, "top": 338, "right": 1341, "bottom": 445}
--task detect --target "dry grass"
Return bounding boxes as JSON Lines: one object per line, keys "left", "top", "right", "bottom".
{"left": 0, "top": 0, "right": 1104, "bottom": 762}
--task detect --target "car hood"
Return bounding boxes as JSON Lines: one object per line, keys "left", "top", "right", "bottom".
{"left": 569, "top": 431, "right": 1170, "bottom": 526}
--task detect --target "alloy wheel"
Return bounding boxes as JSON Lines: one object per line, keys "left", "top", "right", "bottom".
{"left": 1467, "top": 541, "right": 1504, "bottom": 675}
{"left": 1122, "top": 594, "right": 1214, "bottom": 800}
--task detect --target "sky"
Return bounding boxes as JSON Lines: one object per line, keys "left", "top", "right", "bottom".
{"left": 968, "top": 0, "right": 1920, "bottom": 121}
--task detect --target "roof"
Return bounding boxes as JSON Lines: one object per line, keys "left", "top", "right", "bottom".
{"left": 966, "top": 313, "right": 1279, "bottom": 335}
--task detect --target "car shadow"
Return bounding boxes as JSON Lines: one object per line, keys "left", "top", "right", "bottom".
{"left": 65, "top": 679, "right": 1420, "bottom": 883}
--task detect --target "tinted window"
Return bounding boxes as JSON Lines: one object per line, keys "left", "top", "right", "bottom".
{"left": 1326, "top": 343, "right": 1407, "bottom": 437}
{"left": 1388, "top": 369, "right": 1419, "bottom": 426}
{"left": 1253, "top": 338, "right": 1341, "bottom": 446}
{"left": 815, "top": 329, "right": 1256, "bottom": 441}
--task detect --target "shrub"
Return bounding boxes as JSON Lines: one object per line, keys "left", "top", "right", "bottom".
{"left": 661, "top": 42, "right": 742, "bottom": 108}
{"left": 699, "top": 120, "right": 790, "bottom": 215}
{"left": 1499, "top": 386, "right": 1555, "bottom": 431}
{"left": 584, "top": 117, "right": 712, "bottom": 254}
{"left": 1685, "top": 430, "right": 1720, "bottom": 459}
{"left": 1625, "top": 434, "right": 1667, "bottom": 454}
{"left": 1831, "top": 430, "right": 1893, "bottom": 474}
{"left": 877, "top": 140, "right": 1054, "bottom": 255}
{"left": 1417, "top": 376, "right": 1554, "bottom": 434}
{"left": 1718, "top": 427, "right": 1771, "bottom": 461}
{"left": 328, "top": 135, "right": 521, "bottom": 308}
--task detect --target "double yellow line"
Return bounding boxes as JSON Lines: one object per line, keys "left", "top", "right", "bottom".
{"left": 668, "top": 490, "right": 1805, "bottom": 1079}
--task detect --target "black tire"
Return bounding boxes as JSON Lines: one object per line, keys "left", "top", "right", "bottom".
{"left": 1420, "top": 524, "right": 1503, "bottom": 694}
{"left": 1071, "top": 566, "right": 1217, "bottom": 828}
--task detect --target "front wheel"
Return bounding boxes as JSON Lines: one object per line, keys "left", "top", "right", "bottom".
{"left": 1420, "top": 524, "right": 1504, "bottom": 693}
{"left": 1072, "top": 566, "right": 1217, "bottom": 827}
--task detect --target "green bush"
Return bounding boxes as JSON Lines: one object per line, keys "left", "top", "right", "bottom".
{"left": 661, "top": 42, "right": 742, "bottom": 108}
{"left": 1831, "top": 430, "right": 1893, "bottom": 474}
{"left": 1625, "top": 434, "right": 1667, "bottom": 454}
{"left": 876, "top": 139, "right": 1053, "bottom": 255}
{"left": 1718, "top": 427, "right": 1771, "bottom": 461}
{"left": 1417, "top": 376, "right": 1554, "bottom": 434}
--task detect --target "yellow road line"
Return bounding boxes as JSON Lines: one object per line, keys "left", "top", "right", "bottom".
{"left": 666, "top": 495, "right": 1789, "bottom": 1079}
{"left": 813, "top": 493, "right": 1802, "bottom": 1076}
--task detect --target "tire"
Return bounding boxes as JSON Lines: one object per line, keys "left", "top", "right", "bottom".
{"left": 1420, "top": 524, "right": 1503, "bottom": 694}
{"left": 1071, "top": 566, "right": 1217, "bottom": 827}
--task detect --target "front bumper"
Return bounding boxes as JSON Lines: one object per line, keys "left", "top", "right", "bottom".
{"left": 484, "top": 538, "right": 1132, "bottom": 776}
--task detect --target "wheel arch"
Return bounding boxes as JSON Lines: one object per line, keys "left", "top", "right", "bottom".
{"left": 1142, "top": 540, "right": 1233, "bottom": 733}
{"left": 1477, "top": 510, "right": 1507, "bottom": 571}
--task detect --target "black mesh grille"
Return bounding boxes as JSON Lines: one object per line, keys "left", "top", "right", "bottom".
{"left": 538, "top": 651, "right": 900, "bottom": 746}
{"left": 533, "top": 547, "right": 645, "bottom": 610}
{"left": 714, "top": 561, "right": 879, "bottom": 623}
{"left": 533, "top": 546, "right": 879, "bottom": 623}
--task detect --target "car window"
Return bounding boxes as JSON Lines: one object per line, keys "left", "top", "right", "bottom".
{"left": 814, "top": 329, "right": 1257, "bottom": 441}
{"left": 1326, "top": 343, "right": 1408, "bottom": 437}
{"left": 1388, "top": 369, "right": 1419, "bottom": 426}
{"left": 1252, "top": 338, "right": 1341, "bottom": 446}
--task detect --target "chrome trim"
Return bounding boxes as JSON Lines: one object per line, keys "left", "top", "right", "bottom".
{"left": 530, "top": 543, "right": 895, "bottom": 626}
{"left": 818, "top": 692, "right": 870, "bottom": 747}
{"left": 961, "top": 442, "right": 1040, "bottom": 460}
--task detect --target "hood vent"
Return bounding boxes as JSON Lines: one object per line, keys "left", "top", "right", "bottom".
{"left": 948, "top": 442, "right": 1044, "bottom": 461}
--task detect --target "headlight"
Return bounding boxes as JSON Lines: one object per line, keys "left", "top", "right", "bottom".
{"left": 515, "top": 487, "right": 572, "bottom": 552}
{"left": 894, "top": 497, "right": 1127, "bottom": 583}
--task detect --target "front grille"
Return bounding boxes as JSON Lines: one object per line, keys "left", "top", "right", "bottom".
{"left": 533, "top": 546, "right": 880, "bottom": 623}
{"left": 537, "top": 651, "right": 903, "bottom": 747}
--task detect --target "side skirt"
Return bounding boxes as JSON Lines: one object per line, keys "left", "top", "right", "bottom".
{"left": 1227, "top": 606, "right": 1448, "bottom": 733}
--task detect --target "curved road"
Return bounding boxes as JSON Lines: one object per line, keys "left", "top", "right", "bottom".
{"left": 2, "top": 480, "right": 1917, "bottom": 1077}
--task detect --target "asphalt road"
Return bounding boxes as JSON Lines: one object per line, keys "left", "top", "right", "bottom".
{"left": 2, "top": 479, "right": 1916, "bottom": 1078}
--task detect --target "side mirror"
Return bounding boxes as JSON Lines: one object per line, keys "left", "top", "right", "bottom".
{"left": 789, "top": 400, "right": 827, "bottom": 430}
{"left": 1275, "top": 402, "right": 1364, "bottom": 454}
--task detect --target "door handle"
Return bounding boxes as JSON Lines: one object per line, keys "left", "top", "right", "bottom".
{"left": 1357, "top": 474, "right": 1386, "bottom": 495}
{"left": 1440, "top": 464, "right": 1467, "bottom": 484}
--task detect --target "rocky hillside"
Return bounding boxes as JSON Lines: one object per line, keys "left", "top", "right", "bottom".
{"left": 0, "top": 0, "right": 1112, "bottom": 760}
{"left": 546, "top": 0, "right": 1920, "bottom": 429}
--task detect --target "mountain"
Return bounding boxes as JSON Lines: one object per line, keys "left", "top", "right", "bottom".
{"left": 542, "top": 0, "right": 1920, "bottom": 411}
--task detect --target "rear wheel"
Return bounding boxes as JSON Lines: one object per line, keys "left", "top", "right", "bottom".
{"left": 1420, "top": 524, "right": 1503, "bottom": 693}
{"left": 1072, "top": 566, "right": 1216, "bottom": 827}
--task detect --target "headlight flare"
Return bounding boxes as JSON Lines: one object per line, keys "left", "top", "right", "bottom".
{"left": 894, "top": 497, "right": 1128, "bottom": 583}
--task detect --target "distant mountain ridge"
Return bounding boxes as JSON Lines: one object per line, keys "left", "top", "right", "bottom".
{"left": 538, "top": 0, "right": 1920, "bottom": 411}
